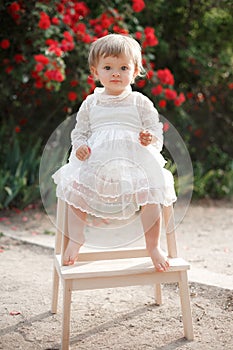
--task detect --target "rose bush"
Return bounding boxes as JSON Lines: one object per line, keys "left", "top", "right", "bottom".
{"left": 0, "top": 0, "right": 187, "bottom": 208}
{"left": 0, "top": 0, "right": 185, "bottom": 134}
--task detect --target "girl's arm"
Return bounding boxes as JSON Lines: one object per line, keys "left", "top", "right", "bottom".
{"left": 71, "top": 99, "right": 92, "bottom": 159}
{"left": 137, "top": 94, "right": 163, "bottom": 151}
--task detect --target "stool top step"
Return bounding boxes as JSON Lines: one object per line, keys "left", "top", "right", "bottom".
{"left": 55, "top": 255, "right": 190, "bottom": 279}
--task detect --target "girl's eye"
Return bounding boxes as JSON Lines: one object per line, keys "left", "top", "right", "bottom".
{"left": 104, "top": 66, "right": 111, "bottom": 70}
{"left": 121, "top": 66, "right": 128, "bottom": 71}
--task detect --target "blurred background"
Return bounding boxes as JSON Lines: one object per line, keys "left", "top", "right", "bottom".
{"left": 0, "top": 0, "right": 232, "bottom": 210}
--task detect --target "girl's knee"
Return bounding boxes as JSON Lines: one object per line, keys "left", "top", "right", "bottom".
{"left": 141, "top": 203, "right": 161, "bottom": 220}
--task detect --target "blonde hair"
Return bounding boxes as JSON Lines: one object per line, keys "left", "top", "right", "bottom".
{"left": 88, "top": 34, "right": 145, "bottom": 78}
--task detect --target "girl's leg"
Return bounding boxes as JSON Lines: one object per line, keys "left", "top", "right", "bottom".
{"left": 63, "top": 205, "right": 86, "bottom": 266}
{"left": 141, "top": 204, "right": 169, "bottom": 272}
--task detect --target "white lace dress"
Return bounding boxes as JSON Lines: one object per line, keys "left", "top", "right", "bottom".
{"left": 52, "top": 86, "right": 177, "bottom": 219}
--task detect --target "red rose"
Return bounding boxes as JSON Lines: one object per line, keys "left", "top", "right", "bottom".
{"left": 113, "top": 26, "right": 128, "bottom": 34}
{"left": 82, "top": 34, "right": 92, "bottom": 43}
{"left": 143, "top": 27, "right": 158, "bottom": 47}
{"left": 15, "top": 126, "right": 21, "bottom": 133}
{"left": 93, "top": 24, "right": 102, "bottom": 35}
{"left": 38, "top": 12, "right": 51, "bottom": 30}
{"left": 74, "top": 2, "right": 90, "bottom": 17}
{"left": 34, "top": 54, "right": 49, "bottom": 65}
{"left": 70, "top": 80, "right": 78, "bottom": 87}
{"left": 8, "top": 2, "right": 20, "bottom": 12}
{"left": 48, "top": 45, "right": 63, "bottom": 57}
{"left": 7, "top": 2, "right": 21, "bottom": 23}
{"left": 63, "top": 14, "right": 72, "bottom": 25}
{"left": 63, "top": 31, "right": 73, "bottom": 42}
{"left": 135, "top": 31, "right": 142, "bottom": 40}
{"left": 151, "top": 85, "right": 163, "bottom": 96}
{"left": 44, "top": 69, "right": 64, "bottom": 82}
{"left": 187, "top": 92, "right": 194, "bottom": 99}
{"left": 54, "top": 70, "right": 64, "bottom": 82}
{"left": 31, "top": 70, "right": 39, "bottom": 79}
{"left": 174, "top": 93, "right": 186, "bottom": 106}
{"left": 157, "top": 68, "right": 175, "bottom": 86}
{"left": 165, "top": 88, "right": 177, "bottom": 100}
{"left": 146, "top": 70, "right": 154, "bottom": 79}
{"left": 87, "top": 75, "right": 94, "bottom": 85}
{"left": 150, "top": 62, "right": 155, "bottom": 70}
{"left": 61, "top": 39, "right": 74, "bottom": 52}
{"left": 1, "top": 39, "right": 10, "bottom": 49}
{"left": 136, "top": 80, "right": 146, "bottom": 88}
{"left": 35, "top": 63, "right": 44, "bottom": 72}
{"left": 14, "top": 54, "right": 25, "bottom": 63}
{"left": 68, "top": 91, "right": 78, "bottom": 101}
{"left": 5, "top": 66, "right": 13, "bottom": 74}
{"left": 56, "top": 3, "right": 64, "bottom": 13}
{"left": 46, "top": 39, "right": 58, "bottom": 46}
{"left": 35, "top": 80, "right": 43, "bottom": 89}
{"left": 44, "top": 70, "right": 54, "bottom": 80}
{"left": 159, "top": 100, "right": 167, "bottom": 108}
{"left": 132, "top": 0, "right": 145, "bottom": 12}
{"left": 51, "top": 17, "right": 59, "bottom": 25}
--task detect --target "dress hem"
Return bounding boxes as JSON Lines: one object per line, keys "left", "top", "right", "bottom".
{"left": 56, "top": 194, "right": 177, "bottom": 220}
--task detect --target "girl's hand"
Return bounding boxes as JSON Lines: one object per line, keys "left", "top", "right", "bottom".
{"left": 139, "top": 130, "right": 153, "bottom": 146}
{"left": 76, "top": 145, "right": 91, "bottom": 161}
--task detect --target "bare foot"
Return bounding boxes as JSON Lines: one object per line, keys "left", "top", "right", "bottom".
{"left": 63, "top": 240, "right": 82, "bottom": 266}
{"left": 149, "top": 247, "right": 170, "bottom": 272}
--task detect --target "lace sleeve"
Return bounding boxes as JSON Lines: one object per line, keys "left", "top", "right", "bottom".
{"left": 71, "top": 98, "right": 91, "bottom": 150}
{"left": 136, "top": 93, "right": 163, "bottom": 151}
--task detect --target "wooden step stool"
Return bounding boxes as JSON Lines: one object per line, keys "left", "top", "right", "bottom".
{"left": 51, "top": 199, "right": 194, "bottom": 349}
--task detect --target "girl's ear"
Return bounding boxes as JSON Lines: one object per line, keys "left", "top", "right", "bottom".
{"left": 91, "top": 66, "right": 98, "bottom": 80}
{"left": 131, "top": 67, "right": 140, "bottom": 84}
{"left": 134, "top": 67, "right": 140, "bottom": 79}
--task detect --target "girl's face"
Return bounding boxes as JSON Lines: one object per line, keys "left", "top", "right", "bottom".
{"left": 91, "top": 54, "right": 139, "bottom": 95}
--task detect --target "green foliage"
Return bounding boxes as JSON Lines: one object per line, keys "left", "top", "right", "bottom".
{"left": 137, "top": 0, "right": 233, "bottom": 200}
{"left": 138, "top": 1, "right": 233, "bottom": 138}
{"left": 193, "top": 146, "right": 233, "bottom": 198}
{"left": 0, "top": 126, "right": 41, "bottom": 209}
{"left": 194, "top": 166, "right": 233, "bottom": 199}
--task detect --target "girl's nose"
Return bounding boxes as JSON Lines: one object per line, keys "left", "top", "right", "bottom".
{"left": 112, "top": 71, "right": 120, "bottom": 77}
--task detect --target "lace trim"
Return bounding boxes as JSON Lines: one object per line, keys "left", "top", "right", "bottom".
{"left": 94, "top": 86, "right": 132, "bottom": 104}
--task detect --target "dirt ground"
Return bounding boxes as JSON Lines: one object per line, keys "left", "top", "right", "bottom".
{"left": 0, "top": 199, "right": 233, "bottom": 350}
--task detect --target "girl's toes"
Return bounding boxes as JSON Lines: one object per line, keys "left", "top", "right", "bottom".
{"left": 156, "top": 263, "right": 165, "bottom": 272}
{"left": 63, "top": 254, "right": 76, "bottom": 265}
{"left": 63, "top": 258, "right": 71, "bottom": 266}
{"left": 155, "top": 260, "right": 170, "bottom": 272}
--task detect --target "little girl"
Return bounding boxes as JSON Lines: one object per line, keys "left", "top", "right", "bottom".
{"left": 52, "top": 34, "right": 177, "bottom": 271}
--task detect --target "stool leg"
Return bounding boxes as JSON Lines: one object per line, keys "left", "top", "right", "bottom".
{"left": 154, "top": 284, "right": 162, "bottom": 305}
{"left": 179, "top": 271, "right": 194, "bottom": 340}
{"left": 61, "top": 280, "right": 72, "bottom": 350}
{"left": 51, "top": 265, "right": 59, "bottom": 314}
